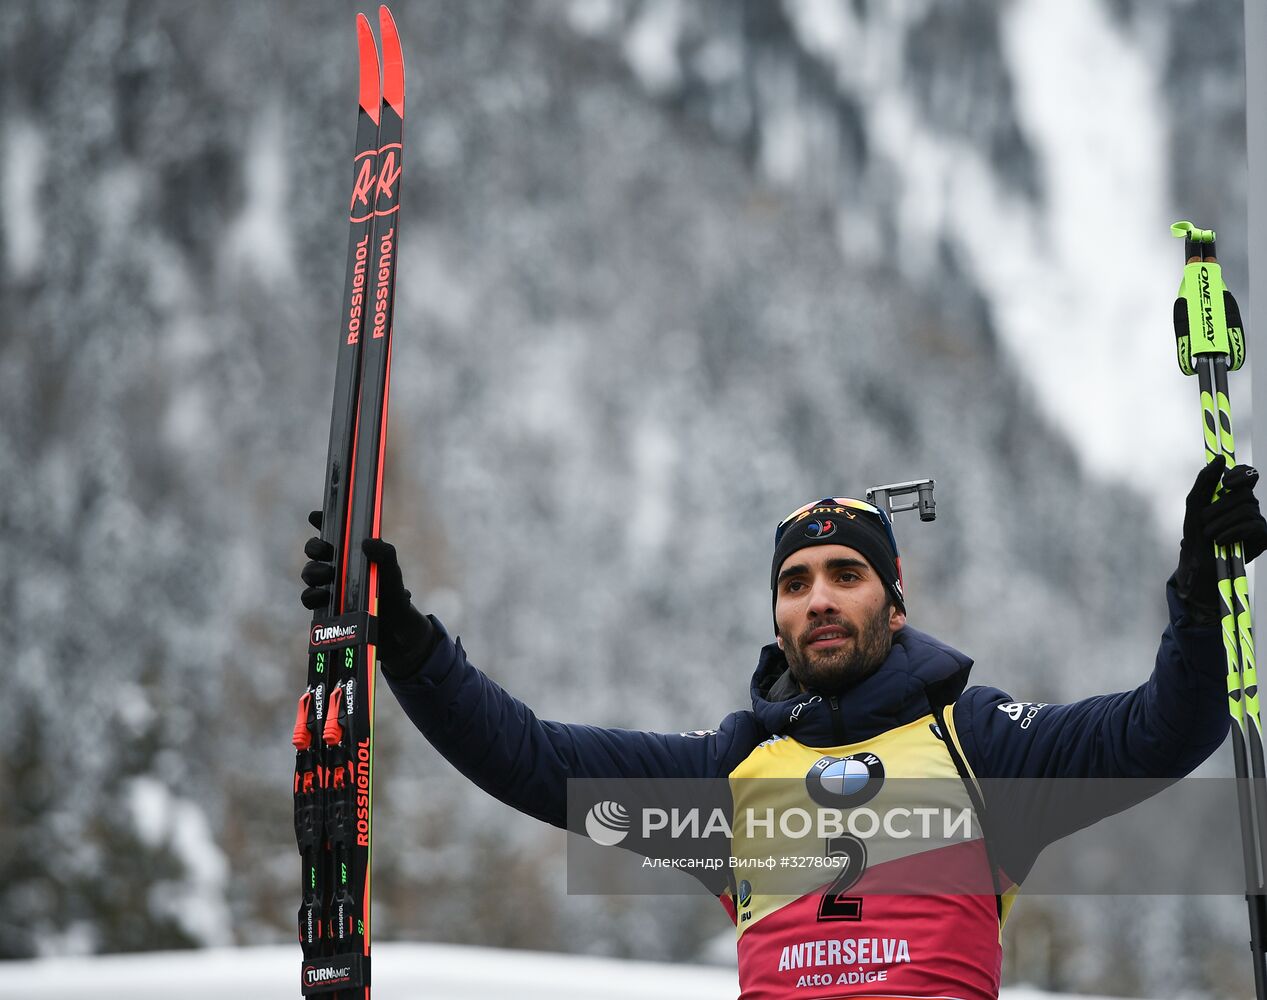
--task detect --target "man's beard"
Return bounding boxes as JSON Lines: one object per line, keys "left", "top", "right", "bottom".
{"left": 783, "top": 605, "right": 894, "bottom": 695}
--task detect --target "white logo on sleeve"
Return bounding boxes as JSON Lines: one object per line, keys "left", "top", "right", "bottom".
{"left": 998, "top": 702, "right": 1049, "bottom": 730}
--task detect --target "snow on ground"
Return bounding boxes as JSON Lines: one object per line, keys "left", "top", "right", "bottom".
{"left": 0, "top": 942, "right": 1155, "bottom": 1000}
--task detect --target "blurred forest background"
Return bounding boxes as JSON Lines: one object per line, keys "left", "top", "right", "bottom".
{"left": 0, "top": 0, "right": 1254, "bottom": 996}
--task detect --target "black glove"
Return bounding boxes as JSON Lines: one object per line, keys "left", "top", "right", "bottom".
{"left": 1175, "top": 456, "right": 1267, "bottom": 623}
{"left": 300, "top": 510, "right": 438, "bottom": 677}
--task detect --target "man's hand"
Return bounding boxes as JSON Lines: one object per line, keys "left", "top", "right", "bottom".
{"left": 300, "top": 510, "right": 336, "bottom": 610}
{"left": 300, "top": 510, "right": 438, "bottom": 677}
{"left": 1175, "top": 456, "right": 1267, "bottom": 622}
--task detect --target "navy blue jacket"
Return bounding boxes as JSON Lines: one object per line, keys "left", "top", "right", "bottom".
{"left": 385, "top": 581, "right": 1229, "bottom": 880}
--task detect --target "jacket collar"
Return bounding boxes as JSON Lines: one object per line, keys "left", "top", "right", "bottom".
{"left": 749, "top": 626, "right": 974, "bottom": 747}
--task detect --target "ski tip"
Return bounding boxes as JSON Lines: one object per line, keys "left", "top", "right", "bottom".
{"left": 357, "top": 12, "right": 382, "bottom": 125}
{"left": 379, "top": 5, "right": 405, "bottom": 118}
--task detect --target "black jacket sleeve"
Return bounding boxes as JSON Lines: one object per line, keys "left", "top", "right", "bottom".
{"left": 950, "top": 579, "right": 1230, "bottom": 880}
{"left": 382, "top": 619, "right": 764, "bottom": 828}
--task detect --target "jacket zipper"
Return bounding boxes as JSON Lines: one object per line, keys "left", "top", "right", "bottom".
{"left": 828, "top": 696, "right": 845, "bottom": 745}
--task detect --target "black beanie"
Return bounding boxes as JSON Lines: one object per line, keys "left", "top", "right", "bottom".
{"left": 770, "top": 502, "right": 905, "bottom": 614}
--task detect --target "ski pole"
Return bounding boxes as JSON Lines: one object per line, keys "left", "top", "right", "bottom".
{"left": 1171, "top": 220, "right": 1267, "bottom": 997}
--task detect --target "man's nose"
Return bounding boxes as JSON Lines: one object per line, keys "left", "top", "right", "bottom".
{"left": 806, "top": 578, "right": 839, "bottom": 616}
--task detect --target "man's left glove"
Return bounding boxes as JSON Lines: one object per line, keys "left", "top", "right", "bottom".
{"left": 1175, "top": 456, "right": 1267, "bottom": 623}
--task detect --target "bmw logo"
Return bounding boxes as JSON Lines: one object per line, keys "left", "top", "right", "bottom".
{"left": 805, "top": 752, "right": 885, "bottom": 807}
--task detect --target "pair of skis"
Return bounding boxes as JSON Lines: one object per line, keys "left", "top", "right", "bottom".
{"left": 292, "top": 8, "right": 405, "bottom": 997}
{"left": 1171, "top": 221, "right": 1266, "bottom": 996}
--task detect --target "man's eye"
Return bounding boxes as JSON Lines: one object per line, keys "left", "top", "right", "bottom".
{"left": 838, "top": 572, "right": 859, "bottom": 582}
{"left": 785, "top": 581, "right": 805, "bottom": 593}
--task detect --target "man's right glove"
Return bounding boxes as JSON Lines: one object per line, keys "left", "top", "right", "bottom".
{"left": 1175, "top": 455, "right": 1267, "bottom": 624}
{"left": 300, "top": 510, "right": 438, "bottom": 678}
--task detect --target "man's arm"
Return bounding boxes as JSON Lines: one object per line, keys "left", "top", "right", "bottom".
{"left": 948, "top": 579, "right": 1228, "bottom": 880}
{"left": 383, "top": 617, "right": 763, "bottom": 828}
{"left": 301, "top": 526, "right": 764, "bottom": 831}
{"left": 956, "top": 581, "right": 1228, "bottom": 780}
{"left": 941, "top": 458, "right": 1267, "bottom": 881}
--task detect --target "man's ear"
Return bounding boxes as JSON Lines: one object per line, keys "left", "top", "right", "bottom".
{"left": 775, "top": 633, "right": 784, "bottom": 650}
{"left": 889, "top": 604, "right": 907, "bottom": 634}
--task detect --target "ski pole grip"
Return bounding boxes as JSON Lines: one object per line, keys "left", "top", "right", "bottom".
{"left": 1171, "top": 220, "right": 1244, "bottom": 370}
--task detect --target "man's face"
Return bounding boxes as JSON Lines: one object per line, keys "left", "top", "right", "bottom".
{"left": 773, "top": 544, "right": 906, "bottom": 694}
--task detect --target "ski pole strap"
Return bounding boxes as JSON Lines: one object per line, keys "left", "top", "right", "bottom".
{"left": 1172, "top": 220, "right": 1246, "bottom": 373}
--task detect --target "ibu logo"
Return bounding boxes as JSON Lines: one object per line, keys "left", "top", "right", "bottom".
{"left": 585, "top": 800, "right": 631, "bottom": 847}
